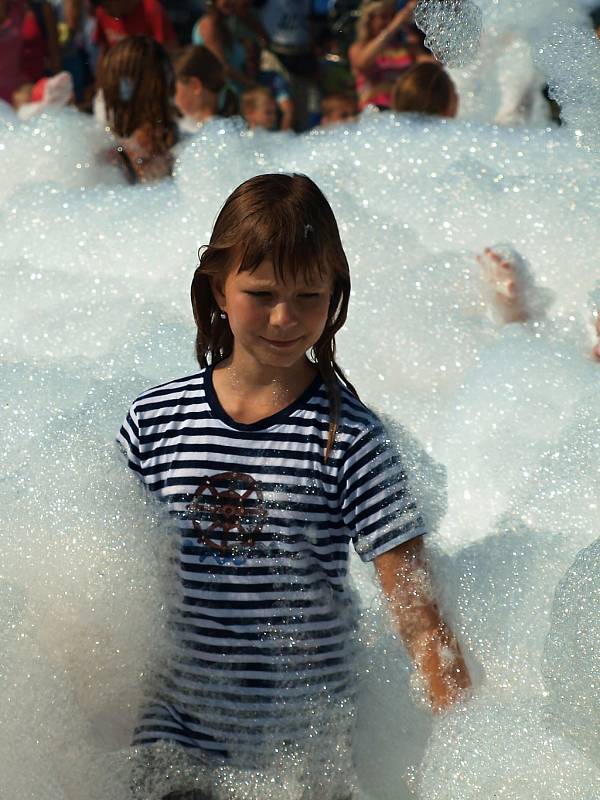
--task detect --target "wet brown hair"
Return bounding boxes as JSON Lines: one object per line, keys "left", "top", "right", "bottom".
{"left": 99, "top": 36, "right": 178, "bottom": 154}
{"left": 174, "top": 45, "right": 226, "bottom": 94}
{"left": 392, "top": 62, "right": 458, "bottom": 117}
{"left": 191, "top": 173, "right": 359, "bottom": 460}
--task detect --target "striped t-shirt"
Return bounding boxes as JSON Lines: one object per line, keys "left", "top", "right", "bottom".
{"left": 117, "top": 365, "right": 426, "bottom": 765}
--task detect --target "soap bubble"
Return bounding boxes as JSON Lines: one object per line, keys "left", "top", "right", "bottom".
{"left": 415, "top": 0, "right": 483, "bottom": 67}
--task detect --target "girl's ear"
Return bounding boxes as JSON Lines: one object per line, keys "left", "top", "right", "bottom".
{"left": 209, "top": 274, "right": 226, "bottom": 310}
{"left": 190, "top": 76, "right": 204, "bottom": 96}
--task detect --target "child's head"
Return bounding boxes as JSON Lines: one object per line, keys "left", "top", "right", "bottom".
{"left": 320, "top": 93, "right": 358, "bottom": 127}
{"left": 356, "top": 0, "right": 397, "bottom": 43}
{"left": 392, "top": 62, "right": 459, "bottom": 118}
{"left": 174, "top": 45, "right": 225, "bottom": 117}
{"left": 240, "top": 87, "right": 277, "bottom": 131}
{"left": 191, "top": 174, "right": 353, "bottom": 446}
{"left": 99, "top": 35, "right": 177, "bottom": 150}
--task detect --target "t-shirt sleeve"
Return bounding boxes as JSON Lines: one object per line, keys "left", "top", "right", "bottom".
{"left": 339, "top": 421, "right": 427, "bottom": 561}
{"left": 116, "top": 403, "right": 143, "bottom": 476}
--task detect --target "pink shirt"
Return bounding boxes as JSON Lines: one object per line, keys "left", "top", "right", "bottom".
{"left": 355, "top": 44, "right": 413, "bottom": 109}
{"left": 0, "top": 0, "right": 26, "bottom": 103}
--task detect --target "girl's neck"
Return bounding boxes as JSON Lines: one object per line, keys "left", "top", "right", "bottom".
{"left": 212, "top": 353, "right": 318, "bottom": 422}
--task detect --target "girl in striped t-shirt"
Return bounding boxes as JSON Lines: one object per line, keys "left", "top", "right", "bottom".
{"left": 118, "top": 173, "right": 470, "bottom": 799}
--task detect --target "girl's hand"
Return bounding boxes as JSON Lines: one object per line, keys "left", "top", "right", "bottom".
{"left": 413, "top": 627, "right": 471, "bottom": 713}
{"left": 388, "top": 0, "right": 419, "bottom": 34}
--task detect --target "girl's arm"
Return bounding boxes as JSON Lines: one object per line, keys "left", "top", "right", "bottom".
{"left": 349, "top": 0, "right": 418, "bottom": 75}
{"left": 199, "top": 15, "right": 254, "bottom": 90}
{"left": 374, "top": 536, "right": 471, "bottom": 712}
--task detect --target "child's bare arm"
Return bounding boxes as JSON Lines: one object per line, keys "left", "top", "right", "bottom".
{"left": 374, "top": 537, "right": 471, "bottom": 712}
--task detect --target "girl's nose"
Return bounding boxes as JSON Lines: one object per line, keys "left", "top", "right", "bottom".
{"left": 270, "top": 302, "right": 298, "bottom": 329}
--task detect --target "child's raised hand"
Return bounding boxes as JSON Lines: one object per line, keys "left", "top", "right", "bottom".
{"left": 477, "top": 245, "right": 530, "bottom": 324}
{"left": 390, "top": 0, "right": 419, "bottom": 33}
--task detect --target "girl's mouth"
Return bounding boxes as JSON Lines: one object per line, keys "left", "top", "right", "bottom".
{"left": 261, "top": 336, "right": 303, "bottom": 349}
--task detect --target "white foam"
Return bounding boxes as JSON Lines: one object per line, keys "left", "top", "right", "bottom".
{"left": 3, "top": 1, "right": 600, "bottom": 796}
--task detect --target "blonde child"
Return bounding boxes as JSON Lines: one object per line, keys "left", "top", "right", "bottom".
{"left": 118, "top": 173, "right": 470, "bottom": 798}
{"left": 240, "top": 85, "right": 277, "bottom": 130}
{"left": 99, "top": 35, "right": 178, "bottom": 183}
{"left": 174, "top": 44, "right": 226, "bottom": 133}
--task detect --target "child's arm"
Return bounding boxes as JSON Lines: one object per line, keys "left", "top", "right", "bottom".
{"left": 374, "top": 536, "right": 471, "bottom": 713}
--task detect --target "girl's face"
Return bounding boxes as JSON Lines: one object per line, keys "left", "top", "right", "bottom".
{"left": 213, "top": 258, "right": 332, "bottom": 371}
{"left": 175, "top": 78, "right": 201, "bottom": 116}
{"left": 245, "top": 98, "right": 278, "bottom": 131}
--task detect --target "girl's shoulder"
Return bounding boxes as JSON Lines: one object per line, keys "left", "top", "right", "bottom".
{"left": 334, "top": 379, "right": 388, "bottom": 440}
{"left": 129, "top": 368, "right": 208, "bottom": 413}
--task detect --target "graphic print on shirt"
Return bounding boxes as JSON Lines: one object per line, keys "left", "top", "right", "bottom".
{"left": 187, "top": 471, "right": 267, "bottom": 554}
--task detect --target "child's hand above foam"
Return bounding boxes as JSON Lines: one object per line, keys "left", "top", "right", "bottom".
{"left": 477, "top": 246, "right": 530, "bottom": 324}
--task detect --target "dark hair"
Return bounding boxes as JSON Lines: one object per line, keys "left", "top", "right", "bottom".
{"left": 191, "top": 173, "right": 359, "bottom": 459}
{"left": 99, "top": 36, "right": 178, "bottom": 153}
{"left": 321, "top": 92, "right": 359, "bottom": 115}
{"left": 392, "top": 62, "right": 458, "bottom": 117}
{"left": 174, "top": 45, "right": 226, "bottom": 94}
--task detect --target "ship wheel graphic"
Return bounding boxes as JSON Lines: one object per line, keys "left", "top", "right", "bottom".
{"left": 187, "top": 471, "right": 267, "bottom": 553}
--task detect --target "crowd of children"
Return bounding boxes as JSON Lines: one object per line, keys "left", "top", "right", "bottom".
{"left": 1, "top": 0, "right": 460, "bottom": 183}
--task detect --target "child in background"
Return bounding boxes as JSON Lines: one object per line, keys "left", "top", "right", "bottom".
{"left": 118, "top": 173, "right": 470, "bottom": 799}
{"left": 174, "top": 44, "right": 226, "bottom": 133}
{"left": 320, "top": 92, "right": 359, "bottom": 126}
{"left": 240, "top": 85, "right": 277, "bottom": 130}
{"left": 392, "top": 62, "right": 459, "bottom": 118}
{"left": 349, "top": 0, "right": 418, "bottom": 111}
{"left": 99, "top": 36, "right": 178, "bottom": 183}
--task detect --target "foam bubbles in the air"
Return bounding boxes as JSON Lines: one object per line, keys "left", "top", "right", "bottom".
{"left": 415, "top": 0, "right": 483, "bottom": 67}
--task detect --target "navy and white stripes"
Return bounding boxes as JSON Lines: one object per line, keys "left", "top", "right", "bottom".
{"left": 117, "top": 366, "right": 426, "bottom": 763}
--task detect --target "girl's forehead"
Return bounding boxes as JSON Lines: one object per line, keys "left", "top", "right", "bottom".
{"left": 234, "top": 258, "right": 331, "bottom": 287}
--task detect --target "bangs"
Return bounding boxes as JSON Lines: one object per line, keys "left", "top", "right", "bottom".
{"left": 235, "top": 204, "right": 339, "bottom": 286}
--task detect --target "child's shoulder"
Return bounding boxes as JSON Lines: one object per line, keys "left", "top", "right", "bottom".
{"left": 335, "top": 380, "right": 388, "bottom": 441}
{"left": 129, "top": 368, "right": 208, "bottom": 412}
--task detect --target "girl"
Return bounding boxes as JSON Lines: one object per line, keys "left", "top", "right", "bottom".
{"left": 118, "top": 173, "right": 470, "bottom": 798}
{"left": 99, "top": 35, "right": 178, "bottom": 184}
{"left": 349, "top": 0, "right": 418, "bottom": 111}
